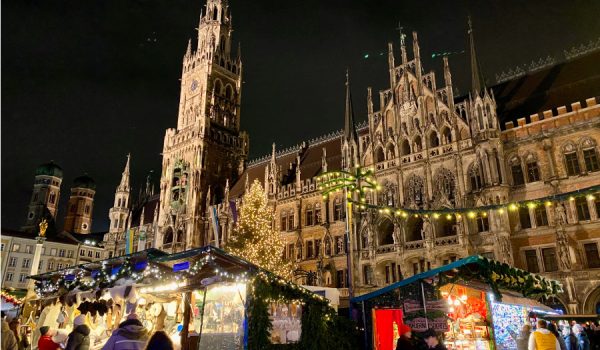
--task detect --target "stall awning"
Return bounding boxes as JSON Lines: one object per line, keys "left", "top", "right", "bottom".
{"left": 352, "top": 255, "right": 562, "bottom": 303}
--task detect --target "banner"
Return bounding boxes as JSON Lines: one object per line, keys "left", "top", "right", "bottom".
{"left": 125, "top": 229, "right": 134, "bottom": 254}
{"left": 403, "top": 298, "right": 448, "bottom": 332}
{"left": 229, "top": 200, "right": 238, "bottom": 224}
{"left": 210, "top": 206, "right": 220, "bottom": 248}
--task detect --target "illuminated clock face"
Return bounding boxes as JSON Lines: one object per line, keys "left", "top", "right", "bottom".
{"left": 190, "top": 80, "right": 198, "bottom": 92}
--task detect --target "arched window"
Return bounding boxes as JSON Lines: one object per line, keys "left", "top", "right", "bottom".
{"left": 386, "top": 144, "right": 395, "bottom": 159}
{"left": 378, "top": 219, "right": 394, "bottom": 246}
{"left": 526, "top": 160, "right": 541, "bottom": 182}
{"left": 212, "top": 6, "right": 218, "bottom": 20}
{"left": 376, "top": 147, "right": 385, "bottom": 163}
{"left": 563, "top": 142, "right": 580, "bottom": 176}
{"left": 315, "top": 203, "right": 322, "bottom": 224}
{"left": 280, "top": 212, "right": 287, "bottom": 231}
{"left": 163, "top": 227, "right": 174, "bottom": 245}
{"left": 333, "top": 198, "right": 343, "bottom": 221}
{"left": 405, "top": 216, "right": 423, "bottom": 242}
{"left": 581, "top": 138, "right": 600, "bottom": 172}
{"left": 305, "top": 205, "right": 314, "bottom": 226}
{"left": 84, "top": 205, "right": 90, "bottom": 214}
{"left": 49, "top": 192, "right": 56, "bottom": 204}
{"left": 414, "top": 136, "right": 422, "bottom": 152}
{"left": 117, "top": 198, "right": 122, "bottom": 207}
{"left": 469, "top": 164, "right": 483, "bottom": 191}
{"left": 288, "top": 210, "right": 294, "bottom": 230}
{"left": 214, "top": 80, "right": 223, "bottom": 96}
{"left": 430, "top": 132, "right": 440, "bottom": 147}
{"left": 477, "top": 105, "right": 484, "bottom": 130}
{"left": 510, "top": 157, "right": 525, "bottom": 186}
{"left": 225, "top": 85, "right": 233, "bottom": 99}
{"left": 220, "top": 36, "right": 225, "bottom": 51}
{"left": 405, "top": 175, "right": 425, "bottom": 208}
{"left": 433, "top": 168, "right": 456, "bottom": 205}
{"left": 476, "top": 212, "right": 489, "bottom": 233}
{"left": 401, "top": 140, "right": 411, "bottom": 155}
{"left": 442, "top": 127, "right": 452, "bottom": 144}
{"left": 176, "top": 230, "right": 184, "bottom": 242}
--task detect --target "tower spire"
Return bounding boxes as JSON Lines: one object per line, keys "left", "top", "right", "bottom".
{"left": 468, "top": 16, "right": 485, "bottom": 95}
{"left": 344, "top": 70, "right": 358, "bottom": 144}
{"left": 118, "top": 153, "right": 131, "bottom": 192}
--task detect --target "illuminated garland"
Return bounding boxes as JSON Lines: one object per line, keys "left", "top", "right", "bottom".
{"left": 319, "top": 166, "right": 600, "bottom": 218}
{"left": 1, "top": 290, "right": 24, "bottom": 306}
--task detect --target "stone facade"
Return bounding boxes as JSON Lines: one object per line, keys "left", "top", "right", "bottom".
{"left": 202, "top": 29, "right": 600, "bottom": 311}
{"left": 155, "top": 0, "right": 248, "bottom": 253}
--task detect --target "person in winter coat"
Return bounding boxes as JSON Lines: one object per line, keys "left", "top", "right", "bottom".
{"left": 573, "top": 324, "right": 591, "bottom": 350}
{"left": 102, "top": 314, "right": 149, "bottom": 350}
{"left": 1, "top": 313, "right": 18, "bottom": 350}
{"left": 563, "top": 326, "right": 577, "bottom": 350}
{"left": 396, "top": 324, "right": 414, "bottom": 350}
{"left": 144, "top": 331, "right": 173, "bottom": 350}
{"left": 548, "top": 323, "right": 567, "bottom": 350}
{"left": 423, "top": 329, "right": 447, "bottom": 350}
{"left": 529, "top": 319, "right": 561, "bottom": 350}
{"left": 513, "top": 324, "right": 533, "bottom": 350}
{"left": 38, "top": 326, "right": 60, "bottom": 350}
{"left": 66, "top": 315, "right": 91, "bottom": 350}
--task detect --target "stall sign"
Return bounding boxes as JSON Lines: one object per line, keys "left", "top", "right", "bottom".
{"left": 173, "top": 261, "right": 190, "bottom": 272}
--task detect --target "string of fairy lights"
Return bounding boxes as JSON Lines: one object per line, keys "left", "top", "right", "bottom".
{"left": 318, "top": 166, "right": 600, "bottom": 219}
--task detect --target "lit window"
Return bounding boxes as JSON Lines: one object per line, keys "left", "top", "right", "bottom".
{"left": 50, "top": 248, "right": 57, "bottom": 256}
{"left": 12, "top": 244, "right": 20, "bottom": 252}
{"left": 25, "top": 245, "right": 33, "bottom": 254}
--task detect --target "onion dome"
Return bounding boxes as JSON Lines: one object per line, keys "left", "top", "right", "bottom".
{"left": 35, "top": 161, "right": 63, "bottom": 178}
{"left": 73, "top": 174, "right": 96, "bottom": 190}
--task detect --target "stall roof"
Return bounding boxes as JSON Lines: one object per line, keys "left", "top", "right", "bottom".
{"left": 352, "top": 255, "right": 561, "bottom": 303}
{"left": 29, "top": 248, "right": 168, "bottom": 281}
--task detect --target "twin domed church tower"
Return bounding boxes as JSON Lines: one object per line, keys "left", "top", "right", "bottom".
{"left": 22, "top": 161, "right": 96, "bottom": 235}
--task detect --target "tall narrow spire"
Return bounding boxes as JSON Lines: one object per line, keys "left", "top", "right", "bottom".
{"left": 468, "top": 16, "right": 485, "bottom": 95}
{"left": 118, "top": 154, "right": 131, "bottom": 192}
{"left": 344, "top": 70, "right": 358, "bottom": 144}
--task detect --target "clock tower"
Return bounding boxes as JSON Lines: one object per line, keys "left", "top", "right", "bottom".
{"left": 157, "top": 0, "right": 248, "bottom": 252}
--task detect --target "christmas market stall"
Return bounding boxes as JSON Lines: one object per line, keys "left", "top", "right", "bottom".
{"left": 146, "top": 245, "right": 342, "bottom": 350}
{"left": 27, "top": 249, "right": 169, "bottom": 350}
{"left": 1, "top": 289, "right": 25, "bottom": 319}
{"left": 350, "top": 255, "right": 563, "bottom": 350}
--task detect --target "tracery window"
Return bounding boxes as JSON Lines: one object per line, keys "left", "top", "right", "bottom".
{"left": 510, "top": 157, "right": 525, "bottom": 186}
{"left": 469, "top": 163, "right": 483, "bottom": 191}
{"left": 563, "top": 142, "right": 580, "bottom": 176}
{"left": 526, "top": 161, "right": 541, "bottom": 182}
{"left": 405, "top": 175, "right": 425, "bottom": 208}
{"left": 433, "top": 168, "right": 456, "bottom": 205}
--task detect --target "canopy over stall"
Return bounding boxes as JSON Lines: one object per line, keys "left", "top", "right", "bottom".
{"left": 351, "top": 255, "right": 563, "bottom": 350}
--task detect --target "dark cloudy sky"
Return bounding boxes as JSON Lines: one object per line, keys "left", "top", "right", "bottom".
{"left": 3, "top": 0, "right": 599, "bottom": 232}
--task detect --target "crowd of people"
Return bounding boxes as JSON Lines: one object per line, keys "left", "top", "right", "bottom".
{"left": 395, "top": 320, "right": 600, "bottom": 350}
{"left": 1, "top": 312, "right": 176, "bottom": 350}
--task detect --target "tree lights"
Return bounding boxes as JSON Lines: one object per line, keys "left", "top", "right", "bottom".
{"left": 225, "top": 180, "right": 295, "bottom": 280}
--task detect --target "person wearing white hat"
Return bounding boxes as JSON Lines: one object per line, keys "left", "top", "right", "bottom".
{"left": 65, "top": 315, "right": 90, "bottom": 350}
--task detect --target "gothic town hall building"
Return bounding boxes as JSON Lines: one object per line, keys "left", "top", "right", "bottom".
{"left": 109, "top": 0, "right": 600, "bottom": 313}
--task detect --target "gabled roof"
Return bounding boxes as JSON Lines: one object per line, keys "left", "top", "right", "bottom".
{"left": 492, "top": 50, "right": 600, "bottom": 126}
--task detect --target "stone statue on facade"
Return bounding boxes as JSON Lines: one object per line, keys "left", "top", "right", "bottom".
{"left": 556, "top": 229, "right": 572, "bottom": 270}
{"left": 421, "top": 217, "right": 433, "bottom": 241}
{"left": 496, "top": 234, "right": 513, "bottom": 264}
{"left": 555, "top": 202, "right": 568, "bottom": 227}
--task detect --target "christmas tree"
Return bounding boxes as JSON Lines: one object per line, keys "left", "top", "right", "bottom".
{"left": 226, "top": 180, "right": 294, "bottom": 279}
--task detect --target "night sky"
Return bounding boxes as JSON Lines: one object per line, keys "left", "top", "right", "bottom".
{"left": 3, "top": 0, "right": 599, "bottom": 232}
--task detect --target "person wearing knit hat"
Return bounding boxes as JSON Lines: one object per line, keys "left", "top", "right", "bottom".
{"left": 396, "top": 324, "right": 414, "bottom": 350}
{"left": 65, "top": 315, "right": 90, "bottom": 350}
{"left": 38, "top": 327, "right": 60, "bottom": 350}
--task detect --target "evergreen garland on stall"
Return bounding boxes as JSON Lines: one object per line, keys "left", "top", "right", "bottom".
{"left": 247, "top": 271, "right": 358, "bottom": 350}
